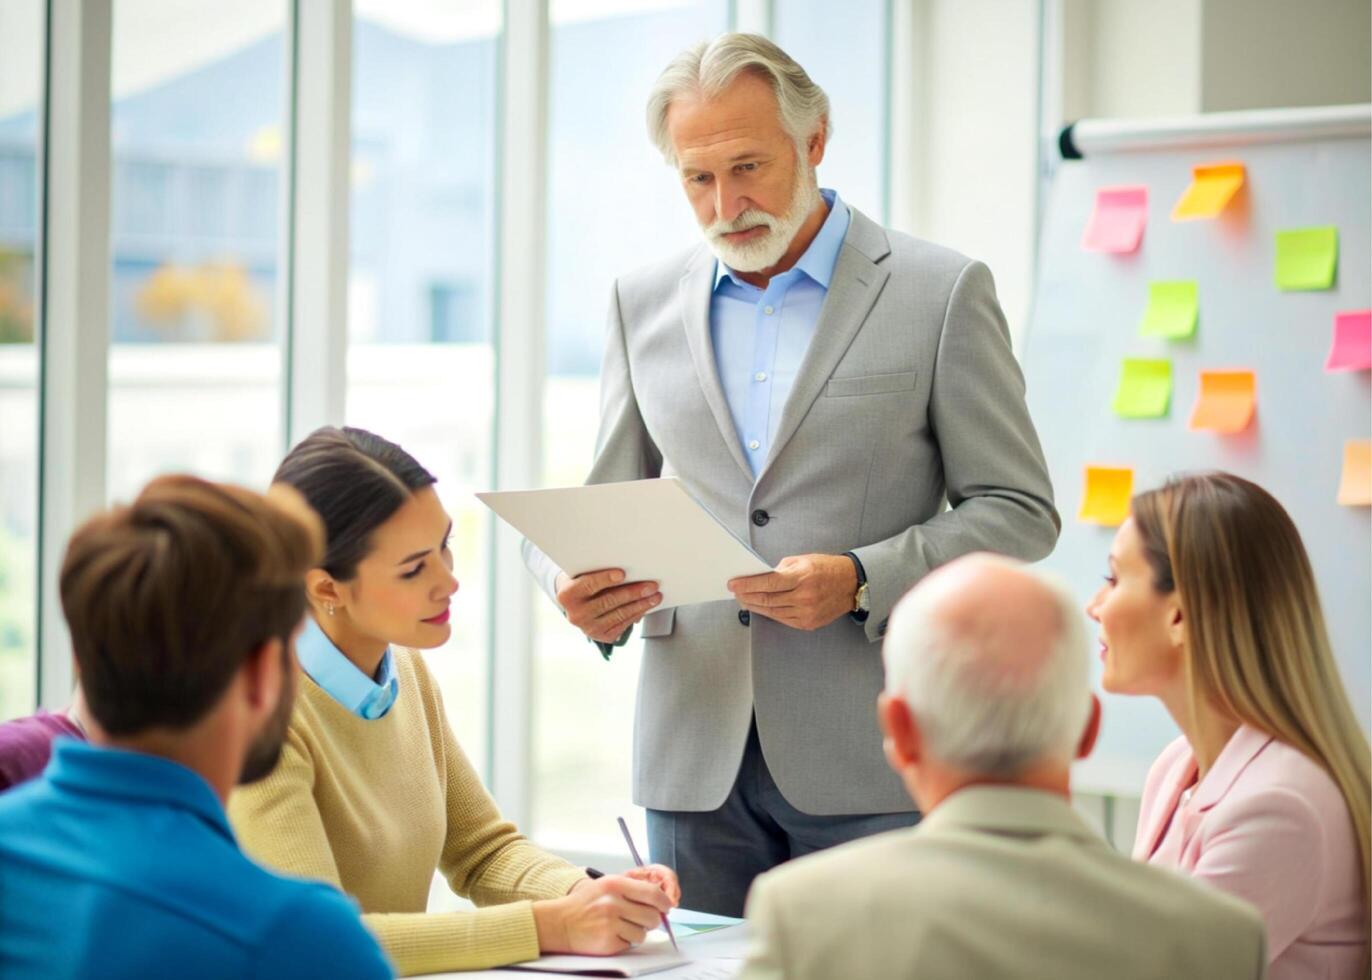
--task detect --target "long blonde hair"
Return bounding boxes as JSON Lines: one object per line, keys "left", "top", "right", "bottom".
{"left": 1132, "top": 472, "right": 1371, "bottom": 909}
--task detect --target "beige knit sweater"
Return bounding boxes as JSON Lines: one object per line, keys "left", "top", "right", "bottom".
{"left": 228, "top": 649, "right": 586, "bottom": 976}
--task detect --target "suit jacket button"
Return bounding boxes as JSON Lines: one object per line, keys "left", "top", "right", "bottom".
{"left": 738, "top": 610, "right": 751, "bottom": 626}
{"left": 751, "top": 509, "right": 770, "bottom": 526}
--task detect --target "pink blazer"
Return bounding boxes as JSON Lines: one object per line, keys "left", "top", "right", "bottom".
{"left": 1134, "top": 725, "right": 1367, "bottom": 979}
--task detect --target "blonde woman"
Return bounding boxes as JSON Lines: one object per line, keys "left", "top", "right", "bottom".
{"left": 1086, "top": 472, "right": 1369, "bottom": 978}
{"left": 229, "top": 427, "right": 678, "bottom": 977}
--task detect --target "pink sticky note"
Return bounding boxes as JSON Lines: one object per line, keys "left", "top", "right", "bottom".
{"left": 1325, "top": 310, "right": 1372, "bottom": 372}
{"left": 1082, "top": 186, "right": 1148, "bottom": 253}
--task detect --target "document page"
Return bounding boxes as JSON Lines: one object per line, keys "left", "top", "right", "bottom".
{"left": 479, "top": 478, "right": 772, "bottom": 609}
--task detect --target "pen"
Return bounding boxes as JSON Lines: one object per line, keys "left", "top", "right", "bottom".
{"left": 616, "top": 816, "right": 678, "bottom": 951}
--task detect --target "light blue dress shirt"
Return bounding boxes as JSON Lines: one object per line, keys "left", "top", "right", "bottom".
{"left": 711, "top": 188, "right": 850, "bottom": 478}
{"left": 296, "top": 616, "right": 399, "bottom": 720}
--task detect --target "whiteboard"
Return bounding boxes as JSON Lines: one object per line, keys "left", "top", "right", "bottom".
{"left": 1021, "top": 108, "right": 1372, "bottom": 796}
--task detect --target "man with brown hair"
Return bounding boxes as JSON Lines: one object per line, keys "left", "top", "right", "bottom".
{"left": 0, "top": 476, "right": 393, "bottom": 980}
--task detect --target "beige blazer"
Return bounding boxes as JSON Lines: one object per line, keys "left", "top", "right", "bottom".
{"left": 738, "top": 786, "right": 1268, "bottom": 980}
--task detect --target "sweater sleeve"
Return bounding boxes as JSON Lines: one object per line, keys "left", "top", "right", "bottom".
{"left": 229, "top": 707, "right": 559, "bottom": 976}
{"left": 416, "top": 658, "right": 587, "bottom": 906}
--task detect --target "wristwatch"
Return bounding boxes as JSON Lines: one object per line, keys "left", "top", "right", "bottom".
{"left": 844, "top": 552, "right": 870, "bottom": 621}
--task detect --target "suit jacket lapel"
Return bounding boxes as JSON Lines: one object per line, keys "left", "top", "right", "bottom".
{"left": 679, "top": 248, "right": 754, "bottom": 481}
{"left": 757, "top": 208, "right": 891, "bottom": 482}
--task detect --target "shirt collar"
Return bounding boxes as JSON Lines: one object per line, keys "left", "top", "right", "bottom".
{"left": 296, "top": 615, "right": 399, "bottom": 720}
{"left": 45, "top": 739, "right": 233, "bottom": 843}
{"left": 713, "top": 188, "right": 849, "bottom": 291}
{"left": 917, "top": 785, "right": 1104, "bottom": 845}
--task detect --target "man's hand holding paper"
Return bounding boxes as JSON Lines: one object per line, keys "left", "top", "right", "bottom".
{"left": 728, "top": 553, "right": 858, "bottom": 631}
{"left": 555, "top": 568, "right": 662, "bottom": 644}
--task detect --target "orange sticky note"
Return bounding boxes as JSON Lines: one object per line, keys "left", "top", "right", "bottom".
{"left": 1172, "top": 162, "right": 1245, "bottom": 220}
{"left": 1337, "top": 440, "right": 1371, "bottom": 506}
{"left": 1080, "top": 466, "right": 1133, "bottom": 526}
{"left": 1189, "top": 370, "right": 1256, "bottom": 434}
{"left": 1082, "top": 186, "right": 1148, "bottom": 253}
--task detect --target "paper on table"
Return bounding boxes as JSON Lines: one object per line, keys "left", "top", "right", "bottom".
{"left": 507, "top": 937, "right": 687, "bottom": 977}
{"left": 1325, "top": 310, "right": 1372, "bottom": 372}
{"left": 1171, "top": 162, "right": 1245, "bottom": 220}
{"left": 478, "top": 478, "right": 771, "bottom": 610}
{"left": 1337, "top": 440, "right": 1372, "bottom": 507}
{"left": 1274, "top": 226, "right": 1338, "bottom": 291}
{"left": 1112, "top": 358, "right": 1172, "bottom": 418}
{"left": 1138, "top": 281, "right": 1198, "bottom": 339}
{"left": 1189, "top": 370, "right": 1256, "bottom": 433}
{"left": 1082, "top": 186, "right": 1148, "bottom": 253}
{"left": 1079, "top": 466, "right": 1133, "bottom": 526}
{"left": 650, "top": 960, "right": 741, "bottom": 980}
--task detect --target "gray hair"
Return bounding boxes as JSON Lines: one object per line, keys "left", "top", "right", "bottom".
{"left": 882, "top": 558, "right": 1093, "bottom": 778}
{"left": 646, "top": 33, "right": 831, "bottom": 166}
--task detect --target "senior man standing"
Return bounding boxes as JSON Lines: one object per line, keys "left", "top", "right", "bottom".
{"left": 524, "top": 33, "right": 1058, "bottom": 916}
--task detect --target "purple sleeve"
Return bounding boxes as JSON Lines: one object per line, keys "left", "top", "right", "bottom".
{"left": 0, "top": 711, "right": 84, "bottom": 792}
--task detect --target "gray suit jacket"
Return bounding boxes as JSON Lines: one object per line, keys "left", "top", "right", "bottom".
{"left": 738, "top": 786, "right": 1269, "bottom": 980}
{"left": 525, "top": 207, "right": 1059, "bottom": 814}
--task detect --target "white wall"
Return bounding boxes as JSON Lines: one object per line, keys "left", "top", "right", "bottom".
{"left": 1056, "top": 0, "right": 1370, "bottom": 122}
{"left": 894, "top": 0, "right": 1041, "bottom": 341}
{"left": 1201, "top": 0, "right": 1371, "bottom": 112}
{"left": 1060, "top": 0, "right": 1203, "bottom": 119}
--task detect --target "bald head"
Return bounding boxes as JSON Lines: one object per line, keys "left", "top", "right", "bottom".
{"left": 883, "top": 554, "right": 1092, "bottom": 777}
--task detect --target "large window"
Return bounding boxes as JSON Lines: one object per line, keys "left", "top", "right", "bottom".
{"left": 536, "top": 0, "right": 729, "bottom": 852}
{"left": 347, "top": 0, "right": 501, "bottom": 777}
{"left": 107, "top": 0, "right": 287, "bottom": 503}
{"left": 0, "top": 0, "right": 43, "bottom": 721}
{"left": 773, "top": 0, "right": 889, "bottom": 219}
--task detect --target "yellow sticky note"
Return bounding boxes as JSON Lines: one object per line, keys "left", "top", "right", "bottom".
{"left": 1189, "top": 370, "right": 1256, "bottom": 434}
{"left": 1139, "top": 281, "right": 1199, "bottom": 339}
{"left": 1337, "top": 440, "right": 1371, "bottom": 507}
{"left": 1112, "top": 358, "right": 1172, "bottom": 418}
{"left": 1080, "top": 466, "right": 1133, "bottom": 526}
{"left": 1172, "top": 162, "right": 1246, "bottom": 220}
{"left": 1274, "top": 227, "right": 1338, "bottom": 291}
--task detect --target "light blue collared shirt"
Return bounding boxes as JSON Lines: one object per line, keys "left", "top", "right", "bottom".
{"left": 296, "top": 616, "right": 399, "bottom": 720}
{"left": 711, "top": 188, "right": 851, "bottom": 478}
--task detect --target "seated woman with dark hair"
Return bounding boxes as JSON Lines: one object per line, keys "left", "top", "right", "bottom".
{"left": 229, "top": 427, "right": 678, "bottom": 977}
{"left": 1086, "top": 471, "right": 1369, "bottom": 979}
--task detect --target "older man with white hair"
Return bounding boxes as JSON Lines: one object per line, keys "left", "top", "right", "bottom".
{"left": 736, "top": 554, "right": 1268, "bottom": 980}
{"left": 524, "top": 34, "right": 1059, "bottom": 914}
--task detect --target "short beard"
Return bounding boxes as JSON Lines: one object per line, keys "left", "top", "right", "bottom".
{"left": 701, "top": 151, "right": 822, "bottom": 274}
{"left": 237, "top": 651, "right": 296, "bottom": 786}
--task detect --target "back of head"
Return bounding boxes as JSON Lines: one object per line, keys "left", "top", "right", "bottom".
{"left": 883, "top": 554, "right": 1092, "bottom": 777}
{"left": 1131, "top": 471, "right": 1371, "bottom": 905}
{"left": 646, "top": 32, "right": 830, "bottom": 166}
{"left": 272, "top": 426, "right": 436, "bottom": 582}
{"left": 60, "top": 475, "right": 323, "bottom": 736}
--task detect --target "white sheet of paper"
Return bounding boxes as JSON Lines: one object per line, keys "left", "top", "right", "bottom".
{"left": 506, "top": 936, "right": 686, "bottom": 976}
{"left": 478, "top": 478, "right": 772, "bottom": 610}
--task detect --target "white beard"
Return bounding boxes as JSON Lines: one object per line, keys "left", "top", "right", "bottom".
{"left": 701, "top": 164, "right": 822, "bottom": 274}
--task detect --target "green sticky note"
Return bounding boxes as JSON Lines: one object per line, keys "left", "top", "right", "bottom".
{"left": 1112, "top": 358, "right": 1172, "bottom": 418}
{"left": 1139, "top": 281, "right": 1198, "bottom": 339}
{"left": 1274, "top": 226, "right": 1338, "bottom": 291}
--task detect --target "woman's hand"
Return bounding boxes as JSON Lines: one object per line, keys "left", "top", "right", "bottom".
{"left": 533, "top": 875, "right": 675, "bottom": 955}
{"left": 621, "top": 863, "right": 681, "bottom": 906}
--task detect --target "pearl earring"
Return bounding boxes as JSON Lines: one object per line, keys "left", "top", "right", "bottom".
{"left": 325, "top": 602, "right": 335, "bottom": 617}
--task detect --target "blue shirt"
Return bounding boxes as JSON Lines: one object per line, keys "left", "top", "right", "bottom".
{"left": 711, "top": 188, "right": 851, "bottom": 477}
{"left": 297, "top": 616, "right": 399, "bottom": 720}
{"left": 0, "top": 740, "right": 392, "bottom": 979}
